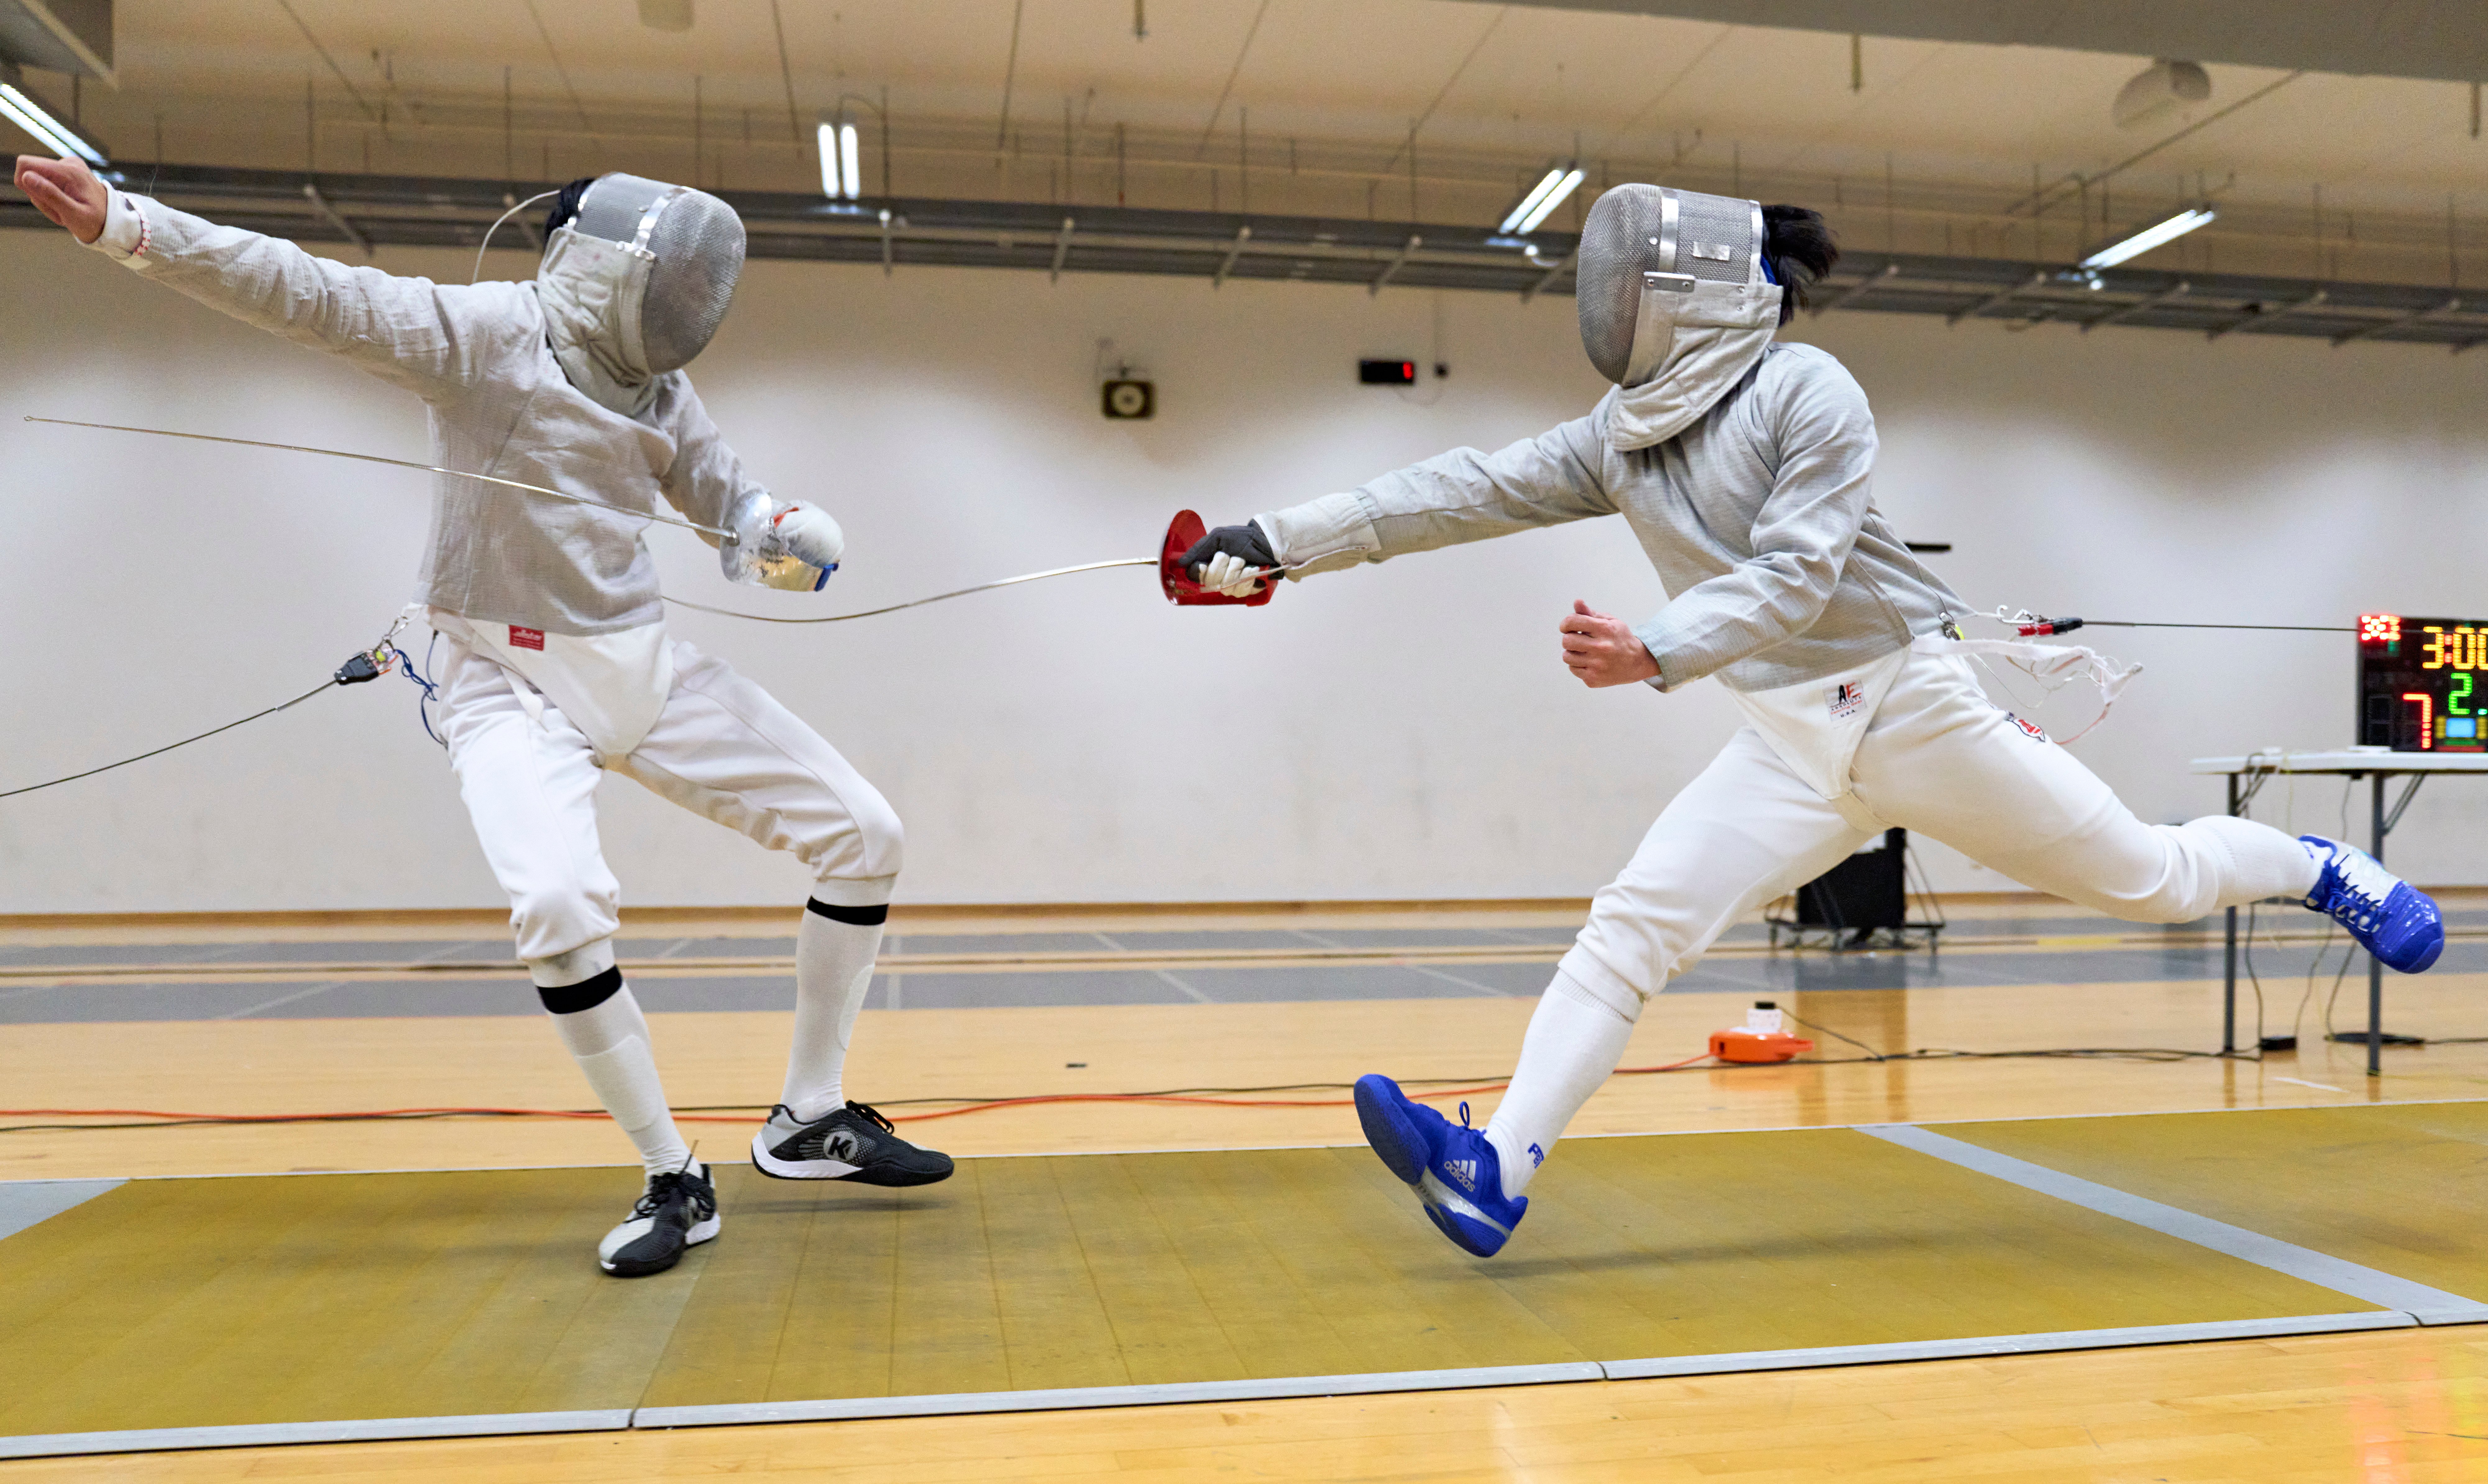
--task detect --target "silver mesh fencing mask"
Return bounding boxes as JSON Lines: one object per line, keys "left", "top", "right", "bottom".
{"left": 566, "top": 173, "right": 747, "bottom": 372}
{"left": 1576, "top": 184, "right": 1769, "bottom": 387}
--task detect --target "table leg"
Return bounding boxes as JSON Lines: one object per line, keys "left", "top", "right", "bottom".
{"left": 2224, "top": 772, "right": 2240, "bottom": 1055}
{"left": 2369, "top": 770, "right": 2385, "bottom": 1078}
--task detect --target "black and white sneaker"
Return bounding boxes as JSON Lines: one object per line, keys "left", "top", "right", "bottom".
{"left": 597, "top": 1161, "right": 721, "bottom": 1277}
{"left": 751, "top": 1101, "right": 954, "bottom": 1185}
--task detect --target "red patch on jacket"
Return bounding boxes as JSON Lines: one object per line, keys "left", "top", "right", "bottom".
{"left": 508, "top": 625, "right": 546, "bottom": 652}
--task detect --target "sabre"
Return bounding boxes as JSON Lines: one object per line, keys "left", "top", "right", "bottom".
{"left": 23, "top": 416, "right": 736, "bottom": 539}
{"left": 665, "top": 560, "right": 1156, "bottom": 623}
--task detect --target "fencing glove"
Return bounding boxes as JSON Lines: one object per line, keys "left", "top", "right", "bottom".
{"left": 772, "top": 503, "right": 845, "bottom": 570}
{"left": 1180, "top": 520, "right": 1278, "bottom": 598}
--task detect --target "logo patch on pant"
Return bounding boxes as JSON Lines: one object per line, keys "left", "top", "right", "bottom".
{"left": 2006, "top": 712, "right": 2050, "bottom": 742}
{"left": 1829, "top": 680, "right": 1867, "bottom": 720}
{"left": 508, "top": 625, "right": 545, "bottom": 651}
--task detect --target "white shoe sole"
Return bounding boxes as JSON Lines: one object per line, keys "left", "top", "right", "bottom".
{"left": 750, "top": 1129, "right": 863, "bottom": 1180}
{"left": 596, "top": 1212, "right": 722, "bottom": 1274}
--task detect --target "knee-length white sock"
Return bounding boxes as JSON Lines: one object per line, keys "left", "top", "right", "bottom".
{"left": 780, "top": 895, "right": 889, "bottom": 1123}
{"left": 2186, "top": 814, "right": 2323, "bottom": 909}
{"left": 532, "top": 953, "right": 692, "bottom": 1179}
{"left": 1483, "top": 969, "right": 1639, "bottom": 1201}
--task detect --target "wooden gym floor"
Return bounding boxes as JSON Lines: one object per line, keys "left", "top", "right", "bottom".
{"left": 6, "top": 897, "right": 2488, "bottom": 1479}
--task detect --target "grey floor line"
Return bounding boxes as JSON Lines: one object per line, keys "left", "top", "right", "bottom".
{"left": 0, "top": 1313, "right": 2424, "bottom": 1457}
{"left": 630, "top": 1362, "right": 1606, "bottom": 1428}
{"left": 214, "top": 977, "right": 355, "bottom": 1020}
{"left": 1598, "top": 1311, "right": 2410, "bottom": 1380}
{"left": 1402, "top": 964, "right": 1517, "bottom": 997}
{"left": 1863, "top": 1124, "right": 2488, "bottom": 1324}
{"left": 0, "top": 1408, "right": 632, "bottom": 1461}
{"left": 1148, "top": 969, "right": 1212, "bottom": 1004}
{"left": 0, "top": 1179, "right": 123, "bottom": 1243}
{"left": 632, "top": 1308, "right": 2416, "bottom": 1431}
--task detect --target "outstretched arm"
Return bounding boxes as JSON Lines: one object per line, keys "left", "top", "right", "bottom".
{"left": 13, "top": 154, "right": 502, "bottom": 400}
{"left": 1188, "top": 410, "right": 1617, "bottom": 594}
{"left": 1628, "top": 360, "right": 1877, "bottom": 690}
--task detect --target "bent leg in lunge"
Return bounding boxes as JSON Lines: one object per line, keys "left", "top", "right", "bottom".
{"left": 1353, "top": 726, "right": 1873, "bottom": 1256}
{"left": 610, "top": 640, "right": 953, "bottom": 1187}
{"left": 431, "top": 639, "right": 716, "bottom": 1278}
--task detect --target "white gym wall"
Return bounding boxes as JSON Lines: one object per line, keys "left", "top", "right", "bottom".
{"left": 4, "top": 227, "right": 2485, "bottom": 911}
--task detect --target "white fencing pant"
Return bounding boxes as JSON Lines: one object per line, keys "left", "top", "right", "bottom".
{"left": 1483, "top": 648, "right": 2317, "bottom": 1198}
{"left": 432, "top": 636, "right": 904, "bottom": 962}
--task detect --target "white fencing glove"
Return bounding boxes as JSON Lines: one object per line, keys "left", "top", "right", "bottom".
{"left": 771, "top": 502, "right": 846, "bottom": 571}
{"left": 722, "top": 497, "right": 844, "bottom": 591}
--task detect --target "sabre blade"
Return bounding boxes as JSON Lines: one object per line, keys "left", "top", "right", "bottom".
{"left": 664, "top": 558, "right": 1158, "bottom": 624}
{"left": 23, "top": 416, "right": 734, "bottom": 539}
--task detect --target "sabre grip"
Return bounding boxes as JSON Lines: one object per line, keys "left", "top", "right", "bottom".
{"left": 1178, "top": 522, "right": 1277, "bottom": 578}
{"left": 2017, "top": 617, "right": 2086, "bottom": 637}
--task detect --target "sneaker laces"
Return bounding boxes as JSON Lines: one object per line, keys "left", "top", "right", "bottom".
{"left": 2330, "top": 847, "right": 2399, "bottom": 910}
{"left": 633, "top": 1170, "right": 687, "bottom": 1218}
{"left": 845, "top": 1100, "right": 898, "bottom": 1134}
{"left": 632, "top": 1152, "right": 707, "bottom": 1218}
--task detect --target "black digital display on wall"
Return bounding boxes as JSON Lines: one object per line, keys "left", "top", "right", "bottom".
{"left": 2359, "top": 614, "right": 2488, "bottom": 751}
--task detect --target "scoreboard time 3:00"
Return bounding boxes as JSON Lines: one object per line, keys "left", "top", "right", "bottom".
{"left": 2360, "top": 614, "right": 2488, "bottom": 750}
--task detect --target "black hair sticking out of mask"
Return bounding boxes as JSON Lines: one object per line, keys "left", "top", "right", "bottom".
{"left": 543, "top": 176, "right": 599, "bottom": 242}
{"left": 1760, "top": 204, "right": 1838, "bottom": 326}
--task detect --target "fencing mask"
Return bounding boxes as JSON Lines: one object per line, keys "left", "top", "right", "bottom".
{"left": 538, "top": 173, "right": 746, "bottom": 413}
{"left": 1576, "top": 184, "right": 1782, "bottom": 451}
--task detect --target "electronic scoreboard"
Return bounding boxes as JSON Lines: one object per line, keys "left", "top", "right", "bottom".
{"left": 2358, "top": 614, "right": 2488, "bottom": 751}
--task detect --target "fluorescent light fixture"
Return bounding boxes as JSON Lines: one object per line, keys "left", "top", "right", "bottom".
{"left": 0, "top": 83, "right": 108, "bottom": 166}
{"left": 2078, "top": 205, "right": 2215, "bottom": 270}
{"left": 815, "top": 119, "right": 863, "bottom": 199}
{"left": 1498, "top": 163, "right": 1583, "bottom": 235}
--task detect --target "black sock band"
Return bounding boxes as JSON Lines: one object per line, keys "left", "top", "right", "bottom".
{"left": 538, "top": 966, "right": 624, "bottom": 1015}
{"left": 806, "top": 898, "right": 889, "bottom": 926}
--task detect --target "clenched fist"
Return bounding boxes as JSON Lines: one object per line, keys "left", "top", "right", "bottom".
{"left": 1559, "top": 600, "right": 1660, "bottom": 688}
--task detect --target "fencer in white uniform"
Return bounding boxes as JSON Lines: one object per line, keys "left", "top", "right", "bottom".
{"left": 14, "top": 154, "right": 950, "bottom": 1278}
{"left": 1180, "top": 183, "right": 2448, "bottom": 1258}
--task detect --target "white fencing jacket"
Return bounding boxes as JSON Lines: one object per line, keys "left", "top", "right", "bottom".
{"left": 86, "top": 192, "right": 780, "bottom": 755}
{"left": 1255, "top": 342, "right": 1964, "bottom": 697}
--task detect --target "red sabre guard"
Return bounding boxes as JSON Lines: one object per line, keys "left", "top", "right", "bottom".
{"left": 1160, "top": 509, "right": 1278, "bottom": 607}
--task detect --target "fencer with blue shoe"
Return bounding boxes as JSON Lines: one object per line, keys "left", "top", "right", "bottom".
{"left": 2300, "top": 835, "right": 2444, "bottom": 973}
{"left": 1353, "top": 1075, "right": 1528, "bottom": 1257}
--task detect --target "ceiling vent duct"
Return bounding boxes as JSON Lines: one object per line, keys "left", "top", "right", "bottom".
{"left": 2112, "top": 59, "right": 2212, "bottom": 129}
{"left": 0, "top": 0, "right": 111, "bottom": 85}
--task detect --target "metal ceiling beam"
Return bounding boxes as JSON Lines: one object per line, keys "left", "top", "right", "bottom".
{"left": 6, "top": 164, "right": 2487, "bottom": 351}
{"left": 1946, "top": 268, "right": 2046, "bottom": 327}
{"left": 0, "top": 0, "right": 113, "bottom": 84}
{"left": 1484, "top": 0, "right": 2488, "bottom": 85}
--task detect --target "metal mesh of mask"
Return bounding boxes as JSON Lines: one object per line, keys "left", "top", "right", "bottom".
{"left": 1576, "top": 186, "right": 1662, "bottom": 386}
{"left": 1574, "top": 184, "right": 1763, "bottom": 385}
{"left": 571, "top": 173, "right": 748, "bottom": 373}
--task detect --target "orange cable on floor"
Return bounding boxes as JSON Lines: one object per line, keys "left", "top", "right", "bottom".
{"left": 0, "top": 1053, "right": 1721, "bottom": 1134}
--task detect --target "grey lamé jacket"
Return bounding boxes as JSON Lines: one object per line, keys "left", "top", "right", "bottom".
{"left": 85, "top": 193, "right": 768, "bottom": 637}
{"left": 1254, "top": 342, "right": 1965, "bottom": 694}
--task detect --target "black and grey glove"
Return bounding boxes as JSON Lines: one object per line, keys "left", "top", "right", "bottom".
{"left": 1179, "top": 520, "right": 1278, "bottom": 597}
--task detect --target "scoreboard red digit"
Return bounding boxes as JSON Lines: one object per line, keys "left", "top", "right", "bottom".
{"left": 2360, "top": 614, "right": 2488, "bottom": 751}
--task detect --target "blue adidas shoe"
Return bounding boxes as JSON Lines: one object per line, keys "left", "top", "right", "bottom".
{"left": 1352, "top": 1074, "right": 1527, "bottom": 1257}
{"left": 2301, "top": 835, "right": 2444, "bottom": 973}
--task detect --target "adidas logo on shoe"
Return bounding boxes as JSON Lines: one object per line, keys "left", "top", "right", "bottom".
{"left": 1443, "top": 1157, "right": 1478, "bottom": 1192}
